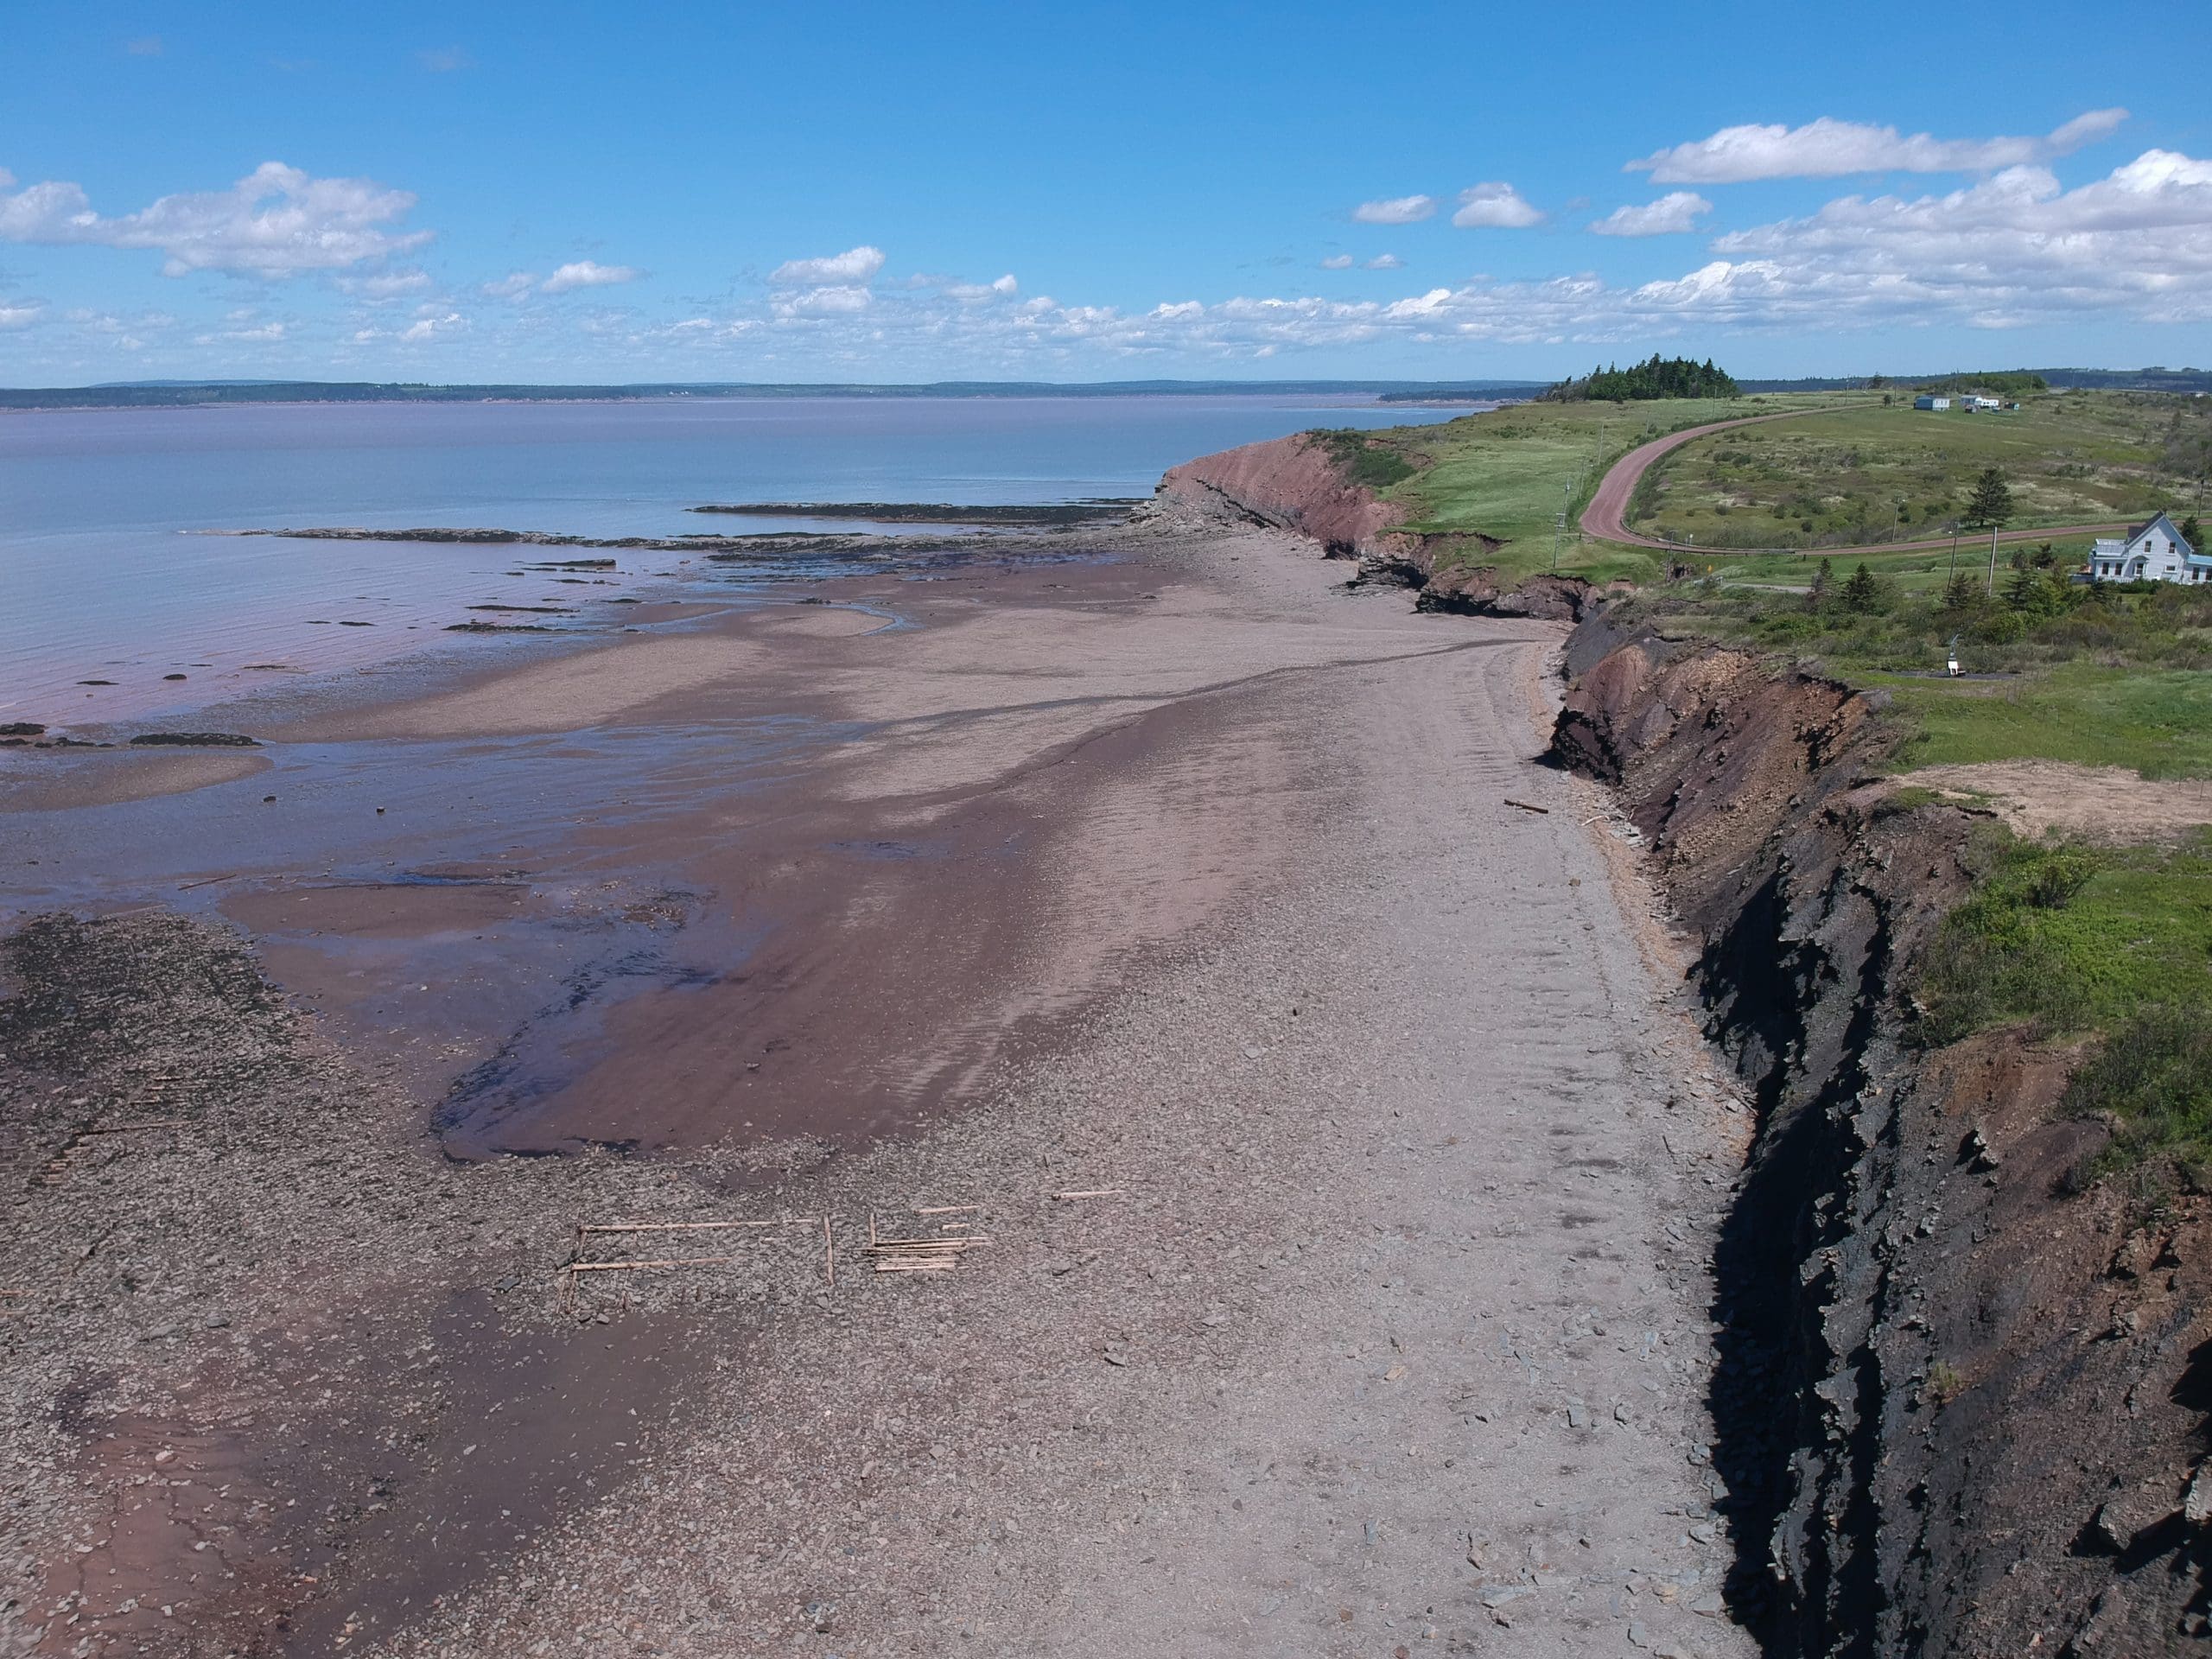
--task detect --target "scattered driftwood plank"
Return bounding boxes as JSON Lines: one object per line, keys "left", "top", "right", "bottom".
{"left": 1053, "top": 1188, "right": 1123, "bottom": 1201}
{"left": 915, "top": 1204, "right": 982, "bottom": 1216}
{"left": 868, "top": 1238, "right": 990, "bottom": 1253}
{"left": 568, "top": 1255, "right": 741, "bottom": 1274}
{"left": 576, "top": 1218, "right": 815, "bottom": 1236}
{"left": 1503, "top": 798, "right": 1551, "bottom": 815}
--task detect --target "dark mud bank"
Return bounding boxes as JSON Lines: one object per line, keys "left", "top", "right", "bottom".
{"left": 1552, "top": 612, "right": 2212, "bottom": 1654}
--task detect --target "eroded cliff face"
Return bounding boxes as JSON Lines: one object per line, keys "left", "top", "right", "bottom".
{"left": 1554, "top": 615, "right": 2212, "bottom": 1656}
{"left": 1156, "top": 434, "right": 1606, "bottom": 620}
{"left": 1160, "top": 433, "right": 1413, "bottom": 559}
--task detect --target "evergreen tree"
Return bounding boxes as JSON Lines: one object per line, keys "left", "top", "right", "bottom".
{"left": 2003, "top": 565, "right": 2067, "bottom": 617}
{"left": 1805, "top": 560, "right": 1831, "bottom": 612}
{"left": 1939, "top": 571, "right": 1980, "bottom": 613}
{"left": 1541, "top": 354, "right": 1740, "bottom": 403}
{"left": 1963, "top": 467, "right": 2015, "bottom": 530}
{"left": 2181, "top": 514, "right": 2203, "bottom": 554}
{"left": 1840, "top": 562, "right": 1882, "bottom": 613}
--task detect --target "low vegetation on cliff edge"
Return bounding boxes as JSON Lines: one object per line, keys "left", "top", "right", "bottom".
{"left": 1915, "top": 831, "right": 2212, "bottom": 1181}
{"left": 1599, "top": 493, "right": 2212, "bottom": 1175}
{"left": 1607, "top": 563, "right": 2212, "bottom": 778}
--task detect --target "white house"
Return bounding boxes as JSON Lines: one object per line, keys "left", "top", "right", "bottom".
{"left": 1914, "top": 395, "right": 1951, "bottom": 410}
{"left": 2088, "top": 512, "right": 2208, "bottom": 584}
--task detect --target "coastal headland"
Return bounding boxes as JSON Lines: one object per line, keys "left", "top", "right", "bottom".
{"left": 1, "top": 486, "right": 1754, "bottom": 1656}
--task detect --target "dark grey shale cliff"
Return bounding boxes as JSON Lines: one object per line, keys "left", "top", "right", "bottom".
{"left": 1553, "top": 609, "right": 2212, "bottom": 1656}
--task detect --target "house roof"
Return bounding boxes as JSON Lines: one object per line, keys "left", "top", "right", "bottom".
{"left": 2123, "top": 510, "right": 2195, "bottom": 556}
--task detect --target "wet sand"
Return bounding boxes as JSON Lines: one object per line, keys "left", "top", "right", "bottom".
{"left": 0, "top": 512, "right": 1751, "bottom": 1657}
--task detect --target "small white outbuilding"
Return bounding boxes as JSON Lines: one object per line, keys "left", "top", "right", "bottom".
{"left": 1914, "top": 395, "right": 1951, "bottom": 410}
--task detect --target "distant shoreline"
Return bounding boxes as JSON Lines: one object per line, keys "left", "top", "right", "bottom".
{"left": 0, "top": 379, "right": 1549, "bottom": 415}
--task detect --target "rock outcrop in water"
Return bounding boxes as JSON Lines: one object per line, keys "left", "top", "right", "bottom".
{"left": 1552, "top": 613, "right": 2212, "bottom": 1655}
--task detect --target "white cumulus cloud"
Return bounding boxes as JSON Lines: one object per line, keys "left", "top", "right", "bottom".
{"left": 1705, "top": 148, "right": 2212, "bottom": 325}
{"left": 1365, "top": 253, "right": 1404, "bottom": 270}
{"left": 1451, "top": 182, "right": 1544, "bottom": 229}
{"left": 1352, "top": 194, "right": 1437, "bottom": 226}
{"left": 398, "top": 311, "right": 465, "bottom": 341}
{"left": 0, "top": 161, "right": 431, "bottom": 277}
{"left": 944, "top": 272, "right": 1019, "bottom": 301}
{"left": 770, "top": 245, "right": 887, "bottom": 286}
{"left": 1629, "top": 108, "right": 2128, "bottom": 184}
{"left": 1319, "top": 253, "right": 1354, "bottom": 270}
{"left": 1589, "top": 192, "right": 1713, "bottom": 236}
{"left": 542, "top": 260, "right": 641, "bottom": 294}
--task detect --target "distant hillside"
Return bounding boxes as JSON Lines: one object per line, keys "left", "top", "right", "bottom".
{"left": 1374, "top": 382, "right": 1548, "bottom": 404}
{"left": 1738, "top": 367, "right": 2212, "bottom": 395}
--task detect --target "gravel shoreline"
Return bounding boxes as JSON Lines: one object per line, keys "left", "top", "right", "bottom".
{"left": 2, "top": 517, "right": 1755, "bottom": 1657}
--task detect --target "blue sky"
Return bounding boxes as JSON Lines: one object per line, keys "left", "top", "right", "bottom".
{"left": 3, "top": 0, "right": 2208, "bottom": 384}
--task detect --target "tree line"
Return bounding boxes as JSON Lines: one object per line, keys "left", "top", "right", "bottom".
{"left": 1541, "top": 355, "right": 1740, "bottom": 403}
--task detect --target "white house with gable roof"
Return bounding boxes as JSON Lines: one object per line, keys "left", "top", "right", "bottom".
{"left": 2087, "top": 512, "right": 2207, "bottom": 584}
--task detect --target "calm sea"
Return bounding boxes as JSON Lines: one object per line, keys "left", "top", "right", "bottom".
{"left": 2, "top": 395, "right": 1466, "bottom": 727}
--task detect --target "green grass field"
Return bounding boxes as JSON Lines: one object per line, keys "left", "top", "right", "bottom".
{"left": 1877, "top": 667, "right": 2212, "bottom": 779}
{"left": 1701, "top": 541, "right": 2014, "bottom": 595}
{"left": 1630, "top": 391, "right": 2210, "bottom": 552}
{"left": 1332, "top": 392, "right": 1840, "bottom": 583}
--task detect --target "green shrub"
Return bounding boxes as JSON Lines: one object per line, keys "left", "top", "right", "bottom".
{"left": 1972, "top": 609, "right": 2026, "bottom": 645}
{"left": 1307, "top": 429, "right": 1416, "bottom": 490}
{"left": 1916, "top": 833, "right": 2212, "bottom": 1175}
{"left": 2065, "top": 1007, "right": 2212, "bottom": 1183}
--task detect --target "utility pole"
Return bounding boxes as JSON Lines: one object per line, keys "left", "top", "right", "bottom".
{"left": 1553, "top": 477, "right": 1573, "bottom": 570}
{"left": 1985, "top": 525, "right": 2001, "bottom": 596}
{"left": 1947, "top": 522, "right": 1961, "bottom": 582}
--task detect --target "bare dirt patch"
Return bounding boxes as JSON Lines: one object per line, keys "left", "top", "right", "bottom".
{"left": 1908, "top": 760, "right": 2212, "bottom": 841}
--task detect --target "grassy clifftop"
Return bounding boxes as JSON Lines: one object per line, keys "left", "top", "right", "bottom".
{"left": 1630, "top": 391, "right": 2208, "bottom": 550}
{"left": 1334, "top": 388, "right": 2210, "bottom": 780}
{"left": 1311, "top": 392, "right": 1836, "bottom": 584}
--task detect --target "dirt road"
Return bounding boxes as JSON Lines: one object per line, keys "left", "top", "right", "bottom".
{"left": 3, "top": 516, "right": 1758, "bottom": 1657}
{"left": 1579, "top": 409, "right": 2126, "bottom": 556}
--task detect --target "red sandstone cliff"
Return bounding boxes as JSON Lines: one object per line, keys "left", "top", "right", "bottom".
{"left": 1159, "top": 433, "right": 1414, "bottom": 558}
{"left": 1159, "top": 433, "right": 1605, "bottom": 620}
